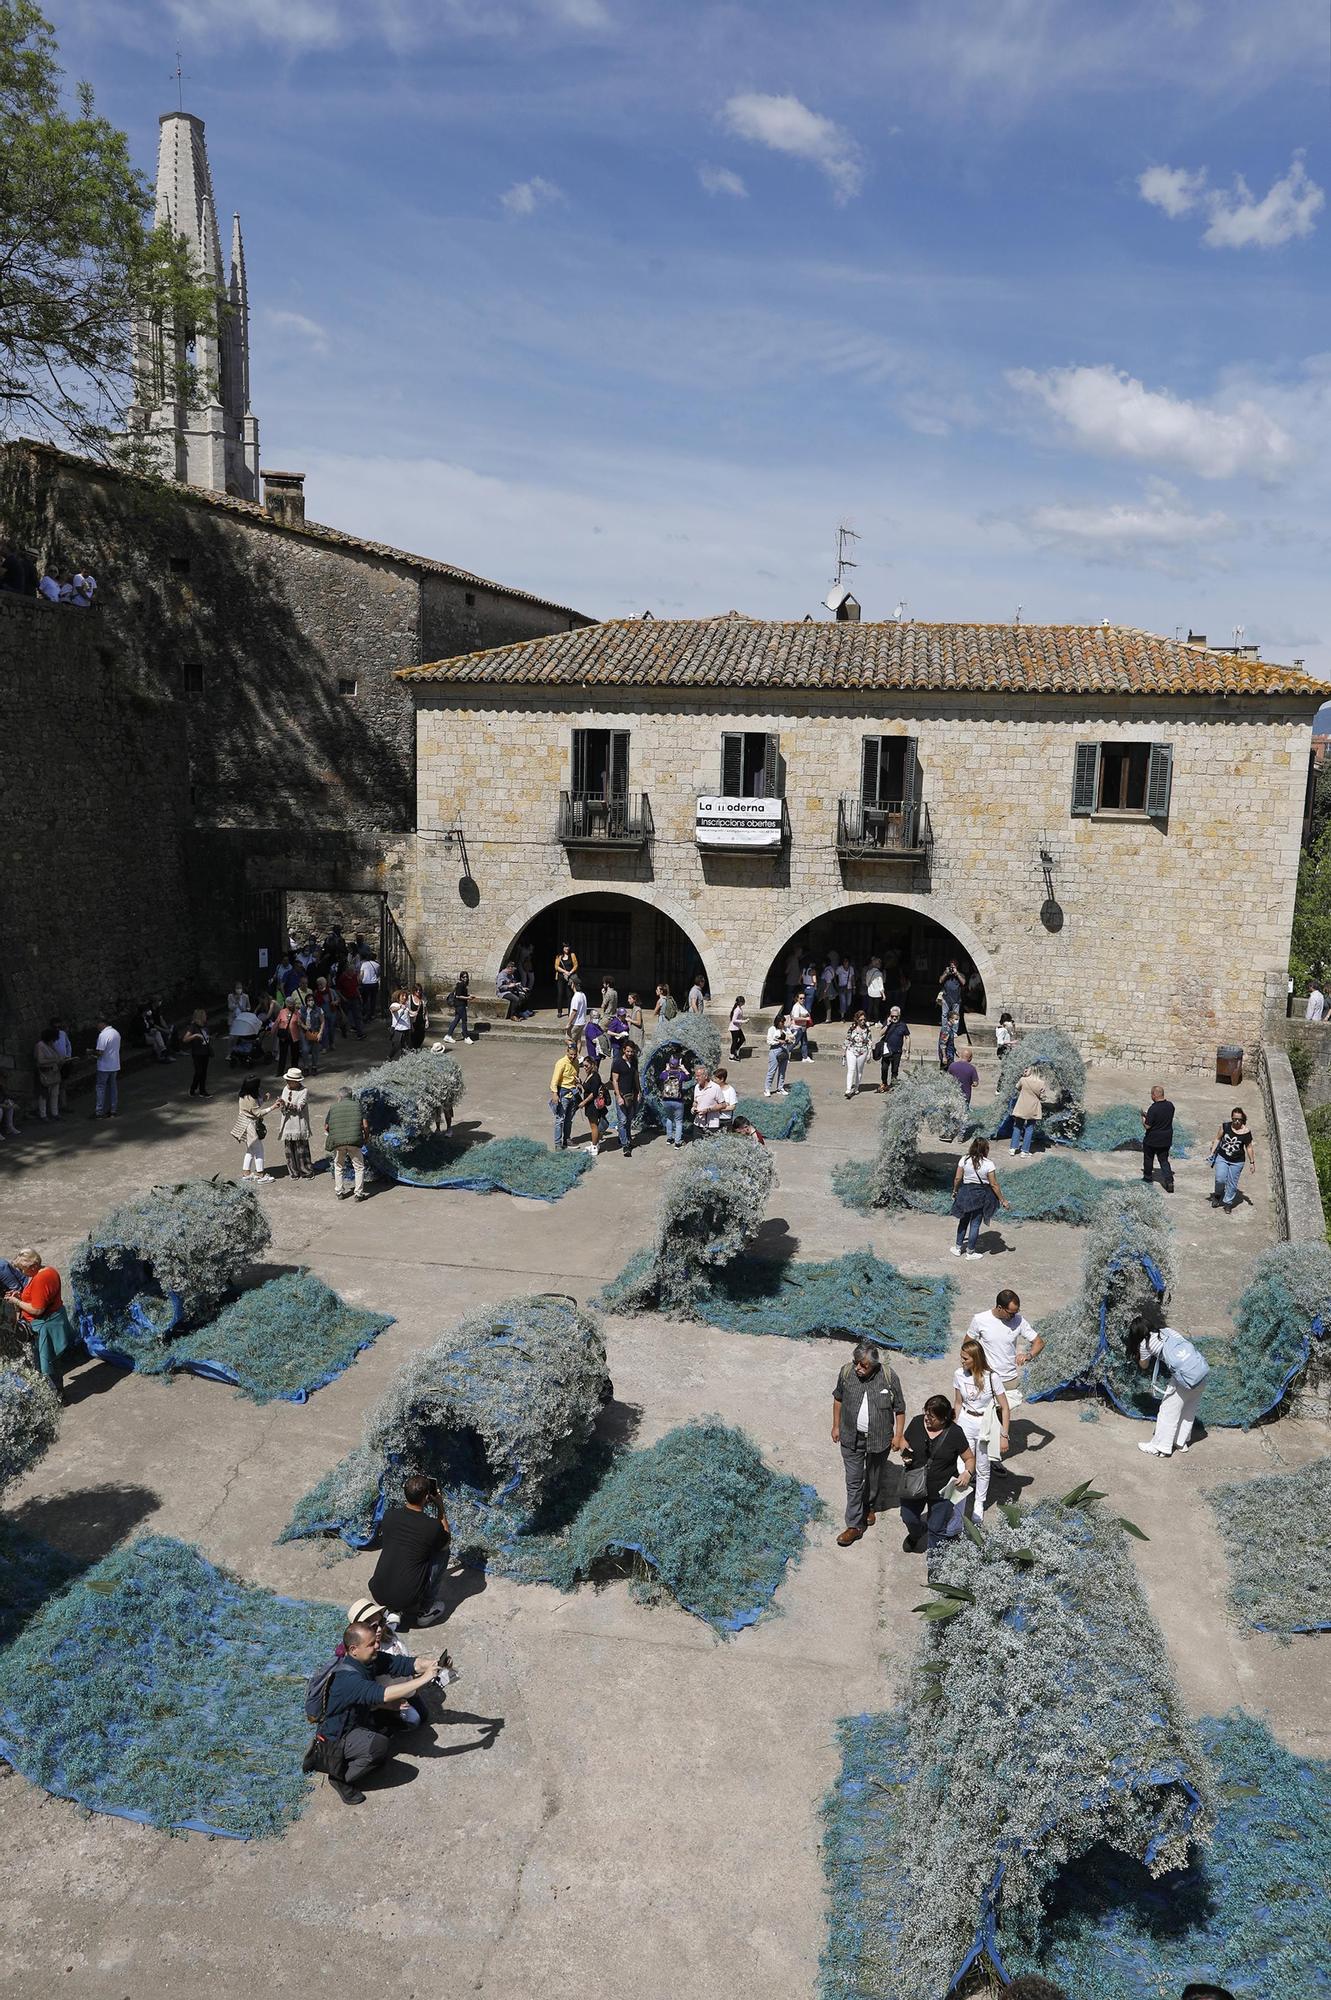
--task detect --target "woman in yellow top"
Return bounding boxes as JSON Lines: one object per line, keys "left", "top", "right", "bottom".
{"left": 550, "top": 1043, "right": 581, "bottom": 1150}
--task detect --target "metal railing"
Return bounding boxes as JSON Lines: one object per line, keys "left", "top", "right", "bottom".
{"left": 380, "top": 899, "right": 416, "bottom": 994}
{"left": 836, "top": 796, "right": 932, "bottom": 858}
{"left": 558, "top": 790, "right": 654, "bottom": 847}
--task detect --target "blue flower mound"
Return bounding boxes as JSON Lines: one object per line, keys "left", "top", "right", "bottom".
{"left": 377, "top": 1132, "right": 593, "bottom": 1200}
{"left": 1208, "top": 1455, "right": 1331, "bottom": 1633}
{"left": 821, "top": 1711, "right": 1331, "bottom": 2000}
{"left": 0, "top": 1536, "right": 333, "bottom": 1838}
{"left": 700, "top": 1249, "right": 956, "bottom": 1356}
{"left": 82, "top": 1270, "right": 394, "bottom": 1404}
{"left": 492, "top": 1418, "right": 822, "bottom": 1635}
{"left": 0, "top": 1519, "right": 81, "bottom": 1647}
{"left": 733, "top": 1081, "right": 814, "bottom": 1140}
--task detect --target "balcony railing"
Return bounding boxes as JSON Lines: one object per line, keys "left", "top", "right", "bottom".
{"left": 836, "top": 796, "right": 932, "bottom": 859}
{"left": 558, "top": 790, "right": 654, "bottom": 848}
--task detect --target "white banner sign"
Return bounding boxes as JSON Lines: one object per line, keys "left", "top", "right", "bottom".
{"left": 695, "top": 796, "right": 784, "bottom": 851}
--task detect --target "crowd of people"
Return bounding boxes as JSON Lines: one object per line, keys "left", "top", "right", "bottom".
{"left": 0, "top": 544, "right": 97, "bottom": 605}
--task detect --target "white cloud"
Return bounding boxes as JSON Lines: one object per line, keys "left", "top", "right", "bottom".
{"left": 500, "top": 176, "right": 565, "bottom": 217}
{"left": 1137, "top": 163, "right": 1207, "bottom": 219}
{"left": 266, "top": 307, "right": 330, "bottom": 354}
{"left": 1138, "top": 153, "right": 1324, "bottom": 249}
{"left": 1008, "top": 363, "right": 1296, "bottom": 480}
{"left": 721, "top": 92, "right": 864, "bottom": 202}
{"left": 1203, "top": 155, "right": 1325, "bottom": 249}
{"left": 1024, "top": 485, "right": 1234, "bottom": 565}
{"left": 699, "top": 165, "right": 748, "bottom": 199}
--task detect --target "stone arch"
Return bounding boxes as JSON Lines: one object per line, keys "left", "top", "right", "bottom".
{"left": 490, "top": 882, "right": 718, "bottom": 992}
{"left": 744, "top": 890, "right": 1002, "bottom": 1013}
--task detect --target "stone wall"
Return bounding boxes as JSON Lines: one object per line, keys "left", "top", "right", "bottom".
{"left": 0, "top": 595, "right": 195, "bottom": 1069}
{"left": 407, "top": 685, "right": 1313, "bottom": 1067}
{"left": 0, "top": 441, "right": 584, "bottom": 1009}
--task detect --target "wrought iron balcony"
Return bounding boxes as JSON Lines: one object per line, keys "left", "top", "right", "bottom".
{"left": 836, "top": 796, "right": 932, "bottom": 859}
{"left": 558, "top": 790, "right": 654, "bottom": 849}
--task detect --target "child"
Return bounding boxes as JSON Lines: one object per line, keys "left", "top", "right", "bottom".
{"left": 729, "top": 996, "right": 747, "bottom": 1059}
{"left": 995, "top": 1011, "right": 1015, "bottom": 1059}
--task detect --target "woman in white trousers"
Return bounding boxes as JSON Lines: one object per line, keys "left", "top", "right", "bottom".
{"left": 843, "top": 1012, "right": 872, "bottom": 1099}
{"left": 1129, "top": 1314, "right": 1210, "bottom": 1456}
{"left": 951, "top": 1337, "right": 1010, "bottom": 1522}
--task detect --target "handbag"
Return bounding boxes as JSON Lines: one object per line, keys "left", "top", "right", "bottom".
{"left": 902, "top": 1463, "right": 929, "bottom": 1501}
{"left": 254, "top": 1116, "right": 267, "bottom": 1140}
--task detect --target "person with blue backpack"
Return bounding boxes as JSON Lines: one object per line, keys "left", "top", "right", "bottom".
{"left": 1128, "top": 1311, "right": 1210, "bottom": 1457}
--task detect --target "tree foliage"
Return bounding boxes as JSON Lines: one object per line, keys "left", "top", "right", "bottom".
{"left": 0, "top": 1, "right": 216, "bottom": 456}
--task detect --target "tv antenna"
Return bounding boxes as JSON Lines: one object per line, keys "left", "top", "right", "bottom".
{"left": 1233, "top": 624, "right": 1245, "bottom": 647}
{"left": 832, "top": 522, "right": 860, "bottom": 590}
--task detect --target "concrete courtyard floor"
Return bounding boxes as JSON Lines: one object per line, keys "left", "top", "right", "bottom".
{"left": 2, "top": 1024, "right": 1328, "bottom": 1997}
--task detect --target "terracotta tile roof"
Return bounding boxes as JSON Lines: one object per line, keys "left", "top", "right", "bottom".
{"left": 399, "top": 617, "right": 1324, "bottom": 699}
{"left": 10, "top": 439, "right": 590, "bottom": 621}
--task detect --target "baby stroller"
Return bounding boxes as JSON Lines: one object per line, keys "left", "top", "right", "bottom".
{"left": 227, "top": 1010, "right": 265, "bottom": 1068}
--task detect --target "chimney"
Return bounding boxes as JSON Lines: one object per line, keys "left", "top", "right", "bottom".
{"left": 262, "top": 470, "right": 306, "bottom": 527}
{"left": 836, "top": 592, "right": 861, "bottom": 623}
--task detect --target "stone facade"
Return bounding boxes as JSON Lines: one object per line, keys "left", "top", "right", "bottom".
{"left": 0, "top": 595, "right": 193, "bottom": 1071}
{"left": 407, "top": 684, "right": 1315, "bottom": 1067}
{"left": 0, "top": 442, "right": 588, "bottom": 1054}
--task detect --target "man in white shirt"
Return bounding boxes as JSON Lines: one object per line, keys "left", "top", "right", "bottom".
{"left": 357, "top": 954, "right": 381, "bottom": 1021}
{"left": 38, "top": 570, "right": 62, "bottom": 602}
{"left": 968, "top": 1289, "right": 1043, "bottom": 1381}
{"left": 1306, "top": 985, "right": 1325, "bottom": 1023}
{"left": 692, "top": 1068, "right": 727, "bottom": 1131}
{"left": 789, "top": 992, "right": 813, "bottom": 1060}
{"left": 91, "top": 1016, "right": 122, "bottom": 1117}
{"left": 712, "top": 1066, "right": 738, "bottom": 1126}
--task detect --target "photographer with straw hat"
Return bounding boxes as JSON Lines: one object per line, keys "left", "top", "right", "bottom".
{"left": 277, "top": 1066, "right": 314, "bottom": 1179}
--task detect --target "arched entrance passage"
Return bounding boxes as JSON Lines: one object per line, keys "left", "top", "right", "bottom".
{"left": 757, "top": 900, "right": 991, "bottom": 1024}
{"left": 501, "top": 891, "right": 710, "bottom": 1012}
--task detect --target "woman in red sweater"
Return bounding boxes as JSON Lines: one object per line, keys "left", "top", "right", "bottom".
{"left": 5, "top": 1249, "right": 78, "bottom": 1401}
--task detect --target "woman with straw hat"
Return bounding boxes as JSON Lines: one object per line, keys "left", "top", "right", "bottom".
{"left": 278, "top": 1066, "right": 314, "bottom": 1179}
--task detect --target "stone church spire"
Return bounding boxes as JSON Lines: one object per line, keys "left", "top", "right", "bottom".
{"left": 128, "top": 111, "right": 259, "bottom": 500}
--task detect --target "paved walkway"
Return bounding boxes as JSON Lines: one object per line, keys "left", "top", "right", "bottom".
{"left": 1, "top": 1027, "right": 1326, "bottom": 1997}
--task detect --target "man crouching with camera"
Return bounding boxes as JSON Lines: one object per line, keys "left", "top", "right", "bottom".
{"left": 310, "top": 1621, "right": 443, "bottom": 1806}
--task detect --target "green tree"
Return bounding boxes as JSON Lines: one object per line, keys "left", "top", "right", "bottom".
{"left": 0, "top": 0, "right": 215, "bottom": 460}
{"left": 1290, "top": 816, "right": 1331, "bottom": 988}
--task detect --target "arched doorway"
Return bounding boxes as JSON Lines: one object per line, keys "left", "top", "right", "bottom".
{"left": 504, "top": 892, "right": 708, "bottom": 1012}
{"left": 760, "top": 902, "right": 988, "bottom": 1024}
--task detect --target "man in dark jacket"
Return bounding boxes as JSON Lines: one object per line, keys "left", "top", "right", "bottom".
{"left": 369, "top": 1473, "right": 453, "bottom": 1628}
{"left": 831, "top": 1341, "right": 906, "bottom": 1546}
{"left": 317, "top": 1622, "right": 440, "bottom": 1805}
{"left": 325, "top": 1087, "right": 369, "bottom": 1200}
{"left": 1141, "top": 1083, "right": 1175, "bottom": 1193}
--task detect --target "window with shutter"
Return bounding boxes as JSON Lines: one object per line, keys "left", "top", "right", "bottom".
{"left": 1071, "top": 744, "right": 1100, "bottom": 816}
{"left": 762, "top": 733, "right": 780, "bottom": 800}
{"left": 1146, "top": 743, "right": 1173, "bottom": 819}
{"left": 860, "top": 737, "right": 881, "bottom": 806}
{"left": 609, "top": 730, "right": 630, "bottom": 797}
{"left": 721, "top": 733, "right": 742, "bottom": 796}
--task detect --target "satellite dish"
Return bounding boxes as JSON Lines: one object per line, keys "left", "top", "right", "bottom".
{"left": 824, "top": 584, "right": 853, "bottom": 613}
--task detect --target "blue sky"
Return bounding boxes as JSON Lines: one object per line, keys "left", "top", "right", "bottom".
{"left": 50, "top": 0, "right": 1331, "bottom": 671}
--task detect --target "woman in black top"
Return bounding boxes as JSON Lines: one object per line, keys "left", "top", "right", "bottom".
{"left": 443, "top": 971, "right": 472, "bottom": 1044}
{"left": 554, "top": 943, "right": 578, "bottom": 1017}
{"left": 899, "top": 1393, "right": 975, "bottom": 1553}
{"left": 1210, "top": 1106, "right": 1256, "bottom": 1211}
{"left": 407, "top": 983, "right": 428, "bottom": 1050}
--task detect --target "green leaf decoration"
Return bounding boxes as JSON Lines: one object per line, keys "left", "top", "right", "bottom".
{"left": 962, "top": 1519, "right": 986, "bottom": 1548}
{"left": 1115, "top": 1516, "right": 1151, "bottom": 1541}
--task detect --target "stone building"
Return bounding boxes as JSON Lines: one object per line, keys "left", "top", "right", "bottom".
{"left": 0, "top": 441, "right": 589, "bottom": 1064}
{"left": 401, "top": 616, "right": 1322, "bottom": 1065}
{"left": 127, "top": 112, "right": 260, "bottom": 500}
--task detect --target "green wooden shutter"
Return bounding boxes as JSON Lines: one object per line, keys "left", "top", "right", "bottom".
{"left": 721, "top": 733, "right": 742, "bottom": 795}
{"left": 571, "top": 729, "right": 589, "bottom": 795}
{"left": 1071, "top": 743, "right": 1100, "bottom": 816}
{"left": 609, "top": 730, "right": 629, "bottom": 798}
{"left": 1146, "top": 743, "right": 1173, "bottom": 819}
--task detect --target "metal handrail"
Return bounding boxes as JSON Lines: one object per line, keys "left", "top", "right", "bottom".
{"left": 836, "top": 796, "right": 932, "bottom": 855}
{"left": 558, "top": 790, "right": 654, "bottom": 844}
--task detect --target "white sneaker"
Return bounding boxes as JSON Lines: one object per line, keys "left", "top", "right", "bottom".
{"left": 464, "top": 1036, "right": 475, "bottom": 1044}
{"left": 1138, "top": 1441, "right": 1168, "bottom": 1456}
{"left": 584, "top": 1145, "right": 598, "bottom": 1155}
{"left": 950, "top": 1245, "right": 963, "bottom": 1257}
{"left": 802, "top": 1056, "right": 813, "bottom": 1063}
{"left": 256, "top": 1172, "right": 275, "bottom": 1183}
{"left": 442, "top": 1035, "right": 455, "bottom": 1046}
{"left": 763, "top": 1089, "right": 773, "bottom": 1097}
{"left": 965, "top": 1250, "right": 984, "bottom": 1259}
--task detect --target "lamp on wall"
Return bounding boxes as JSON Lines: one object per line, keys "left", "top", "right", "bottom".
{"left": 437, "top": 826, "right": 478, "bottom": 906}
{"left": 1038, "top": 840, "right": 1064, "bottom": 933}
